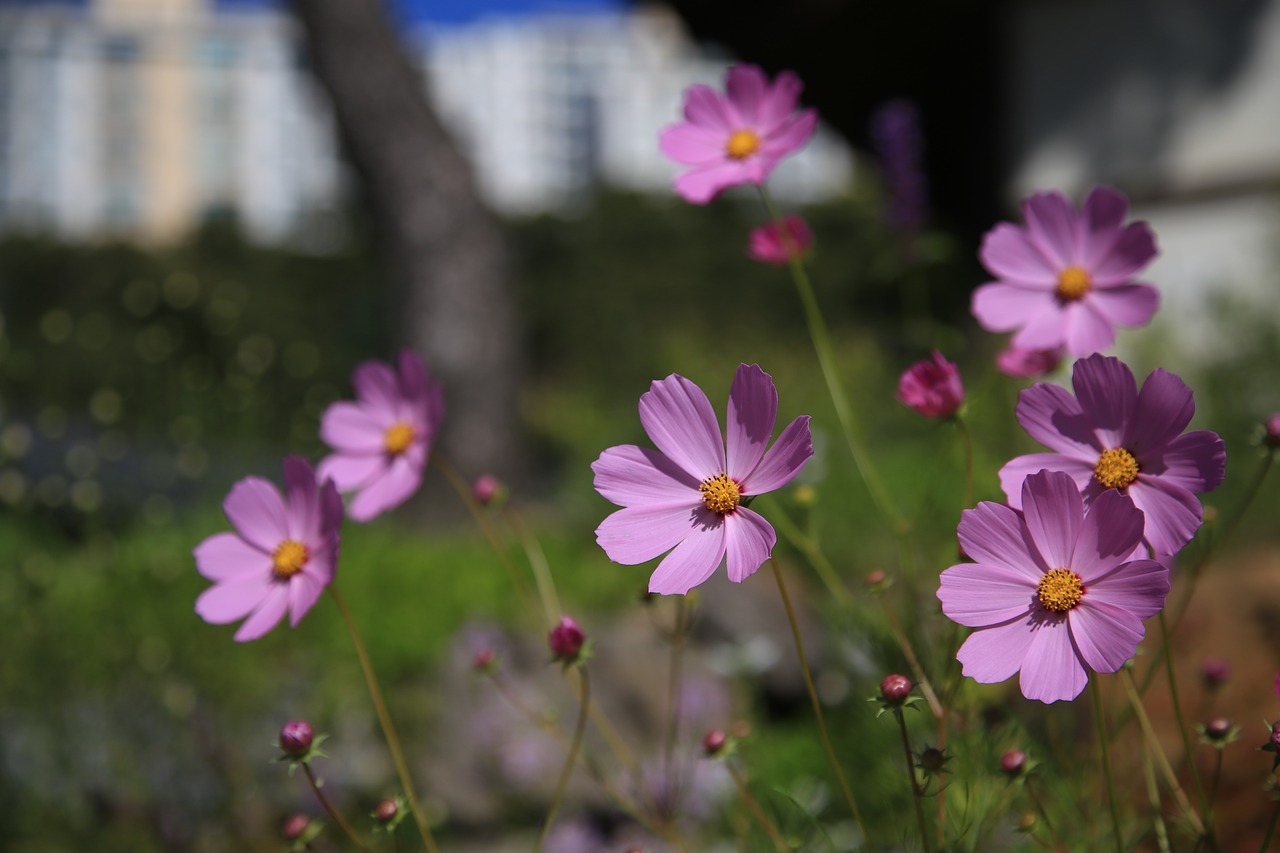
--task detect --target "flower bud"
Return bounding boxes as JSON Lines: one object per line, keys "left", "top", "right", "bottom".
{"left": 896, "top": 351, "right": 964, "bottom": 419}
{"left": 879, "top": 673, "right": 913, "bottom": 704}
{"left": 374, "top": 798, "right": 399, "bottom": 823}
{"left": 472, "top": 648, "right": 497, "bottom": 673}
{"left": 1000, "top": 749, "right": 1027, "bottom": 777}
{"left": 472, "top": 474, "right": 505, "bottom": 507}
{"left": 1270, "top": 721, "right": 1280, "bottom": 751}
{"left": 1205, "top": 718, "right": 1232, "bottom": 742}
{"left": 1200, "top": 657, "right": 1229, "bottom": 691}
{"left": 282, "top": 814, "right": 310, "bottom": 840}
{"left": 1264, "top": 414, "right": 1280, "bottom": 448}
{"left": 278, "top": 720, "right": 314, "bottom": 757}
{"left": 996, "top": 346, "right": 1062, "bottom": 379}
{"left": 703, "top": 729, "right": 727, "bottom": 756}
{"left": 549, "top": 615, "right": 585, "bottom": 663}
{"left": 865, "top": 569, "right": 887, "bottom": 588}
{"left": 919, "top": 747, "right": 946, "bottom": 773}
{"left": 747, "top": 215, "right": 815, "bottom": 266}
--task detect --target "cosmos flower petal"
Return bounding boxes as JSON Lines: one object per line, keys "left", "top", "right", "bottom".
{"left": 194, "top": 531, "right": 271, "bottom": 582}
{"left": 979, "top": 223, "right": 1057, "bottom": 285}
{"left": 673, "top": 161, "right": 754, "bottom": 204}
{"left": 1015, "top": 381, "right": 1099, "bottom": 456}
{"left": 232, "top": 584, "right": 291, "bottom": 643}
{"left": 1090, "top": 221, "right": 1159, "bottom": 286}
{"left": 956, "top": 501, "right": 1046, "bottom": 578}
{"left": 639, "top": 374, "right": 726, "bottom": 479}
{"left": 1140, "top": 430, "right": 1226, "bottom": 494}
{"left": 289, "top": 568, "right": 329, "bottom": 628}
{"left": 972, "top": 282, "right": 1054, "bottom": 332}
{"left": 956, "top": 617, "right": 1037, "bottom": 684}
{"left": 1077, "top": 185, "right": 1129, "bottom": 264}
{"left": 1022, "top": 191, "right": 1080, "bottom": 268}
{"left": 681, "top": 83, "right": 735, "bottom": 131}
{"left": 320, "top": 402, "right": 387, "bottom": 454}
{"left": 1070, "top": 602, "right": 1145, "bottom": 674}
{"left": 1088, "top": 284, "right": 1159, "bottom": 329}
{"left": 1063, "top": 301, "right": 1118, "bottom": 356}
{"left": 660, "top": 122, "right": 731, "bottom": 165}
{"left": 759, "top": 70, "right": 805, "bottom": 130}
{"left": 724, "top": 62, "right": 768, "bottom": 125}
{"left": 283, "top": 455, "right": 321, "bottom": 541}
{"left": 1010, "top": 303, "right": 1070, "bottom": 351}
{"left": 1072, "top": 353, "right": 1137, "bottom": 449}
{"left": 195, "top": 571, "right": 275, "bottom": 623}
{"left": 1019, "top": 615, "right": 1087, "bottom": 703}
{"left": 352, "top": 359, "right": 401, "bottom": 414}
{"left": 999, "top": 453, "right": 1094, "bottom": 511}
{"left": 1128, "top": 476, "right": 1203, "bottom": 556}
{"left": 1069, "top": 489, "right": 1145, "bottom": 578}
{"left": 348, "top": 457, "right": 422, "bottom": 522}
{"left": 317, "top": 453, "right": 384, "bottom": 493}
{"left": 596, "top": 503, "right": 703, "bottom": 565}
{"left": 647, "top": 520, "right": 727, "bottom": 596}
{"left": 1127, "top": 368, "right": 1196, "bottom": 453}
{"left": 723, "top": 507, "right": 776, "bottom": 583}
{"left": 592, "top": 445, "right": 700, "bottom": 507}
{"left": 763, "top": 109, "right": 818, "bottom": 154}
{"left": 938, "top": 562, "right": 1038, "bottom": 627}
{"left": 224, "top": 476, "right": 290, "bottom": 553}
{"left": 725, "top": 363, "right": 779, "bottom": 480}
{"left": 740, "top": 416, "right": 812, "bottom": 495}
{"left": 1021, "top": 470, "right": 1084, "bottom": 569}
{"left": 1084, "top": 558, "right": 1170, "bottom": 620}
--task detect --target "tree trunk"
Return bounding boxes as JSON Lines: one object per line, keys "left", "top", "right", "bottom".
{"left": 289, "top": 0, "right": 522, "bottom": 482}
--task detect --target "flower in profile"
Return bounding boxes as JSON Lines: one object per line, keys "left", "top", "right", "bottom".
{"left": 659, "top": 64, "right": 818, "bottom": 205}
{"left": 747, "top": 215, "right": 814, "bottom": 265}
{"left": 318, "top": 350, "right": 444, "bottom": 522}
{"left": 896, "top": 351, "right": 964, "bottom": 419}
{"left": 971, "top": 186, "right": 1159, "bottom": 356}
{"left": 938, "top": 470, "right": 1170, "bottom": 703}
{"left": 996, "top": 345, "right": 1063, "bottom": 379}
{"left": 999, "top": 354, "right": 1226, "bottom": 555}
{"left": 194, "top": 456, "right": 342, "bottom": 642}
{"left": 592, "top": 363, "right": 813, "bottom": 595}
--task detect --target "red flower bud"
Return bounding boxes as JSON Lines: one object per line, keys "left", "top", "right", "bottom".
{"left": 278, "top": 720, "right": 313, "bottom": 757}
{"left": 879, "top": 673, "right": 913, "bottom": 703}
{"left": 548, "top": 615, "right": 585, "bottom": 662}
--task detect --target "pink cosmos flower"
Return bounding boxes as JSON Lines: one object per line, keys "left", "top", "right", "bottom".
{"left": 896, "top": 350, "right": 964, "bottom": 419}
{"left": 996, "top": 345, "right": 1063, "bottom": 379}
{"left": 999, "top": 354, "right": 1226, "bottom": 556}
{"left": 938, "top": 470, "right": 1170, "bottom": 703}
{"left": 747, "top": 215, "right": 814, "bottom": 265}
{"left": 592, "top": 363, "right": 813, "bottom": 595}
{"left": 194, "top": 456, "right": 342, "bottom": 642}
{"left": 971, "top": 186, "right": 1159, "bottom": 356}
{"left": 318, "top": 350, "right": 444, "bottom": 522}
{"left": 659, "top": 64, "right": 818, "bottom": 205}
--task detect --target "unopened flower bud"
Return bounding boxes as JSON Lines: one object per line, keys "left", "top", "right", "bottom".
{"left": 1205, "top": 718, "right": 1233, "bottom": 742}
{"left": 1264, "top": 414, "right": 1280, "bottom": 448}
{"left": 880, "top": 673, "right": 913, "bottom": 703}
{"left": 374, "top": 798, "right": 399, "bottom": 823}
{"left": 472, "top": 648, "right": 496, "bottom": 673}
{"left": 549, "top": 615, "right": 585, "bottom": 663}
{"left": 920, "top": 747, "right": 946, "bottom": 773}
{"left": 472, "top": 474, "right": 504, "bottom": 507}
{"left": 1200, "top": 657, "right": 1230, "bottom": 691}
{"left": 703, "top": 729, "right": 727, "bottom": 756}
{"left": 278, "top": 720, "right": 314, "bottom": 757}
{"left": 897, "top": 351, "right": 964, "bottom": 419}
{"left": 1000, "top": 749, "right": 1027, "bottom": 777}
{"left": 282, "top": 813, "right": 310, "bottom": 840}
{"left": 865, "top": 569, "right": 887, "bottom": 588}
{"left": 1270, "top": 721, "right": 1280, "bottom": 751}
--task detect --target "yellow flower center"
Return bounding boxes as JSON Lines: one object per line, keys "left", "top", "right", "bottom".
{"left": 725, "top": 129, "right": 761, "bottom": 160}
{"left": 384, "top": 422, "right": 415, "bottom": 455}
{"left": 699, "top": 472, "right": 741, "bottom": 515}
{"left": 1055, "top": 265, "right": 1092, "bottom": 301}
{"left": 1094, "top": 448, "right": 1139, "bottom": 490}
{"left": 1037, "top": 568, "right": 1083, "bottom": 612}
{"left": 272, "top": 539, "right": 309, "bottom": 579}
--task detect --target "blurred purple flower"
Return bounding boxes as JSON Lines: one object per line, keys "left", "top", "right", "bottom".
{"left": 897, "top": 351, "right": 964, "bottom": 419}
{"left": 870, "top": 99, "right": 929, "bottom": 236}
{"left": 747, "top": 215, "right": 814, "bottom": 265}
{"left": 996, "top": 345, "right": 1063, "bottom": 379}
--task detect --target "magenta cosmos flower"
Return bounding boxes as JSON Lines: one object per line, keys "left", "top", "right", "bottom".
{"left": 938, "top": 470, "right": 1170, "bottom": 703}
{"left": 592, "top": 363, "right": 813, "bottom": 595}
{"left": 896, "top": 350, "right": 964, "bottom": 419}
{"left": 971, "top": 185, "right": 1159, "bottom": 356}
{"left": 747, "top": 215, "right": 814, "bottom": 265}
{"left": 659, "top": 64, "right": 818, "bottom": 205}
{"left": 1000, "top": 354, "right": 1225, "bottom": 556}
{"left": 194, "top": 456, "right": 342, "bottom": 642}
{"left": 995, "top": 345, "right": 1063, "bottom": 379}
{"left": 317, "top": 350, "right": 444, "bottom": 522}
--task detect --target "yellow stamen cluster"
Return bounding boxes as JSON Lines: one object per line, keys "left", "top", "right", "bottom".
{"left": 1094, "top": 448, "right": 1139, "bottom": 489}
{"left": 699, "top": 472, "right": 741, "bottom": 515}
{"left": 384, "top": 422, "right": 415, "bottom": 455}
{"left": 1055, "top": 265, "right": 1092, "bottom": 301}
{"left": 1037, "top": 568, "right": 1084, "bottom": 613}
{"left": 272, "top": 540, "right": 309, "bottom": 579}
{"left": 725, "top": 129, "right": 761, "bottom": 160}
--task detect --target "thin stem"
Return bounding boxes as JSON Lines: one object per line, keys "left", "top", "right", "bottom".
{"left": 1092, "top": 678, "right": 1125, "bottom": 853}
{"left": 1261, "top": 796, "right": 1280, "bottom": 853}
{"left": 953, "top": 415, "right": 974, "bottom": 510}
{"left": 726, "top": 761, "right": 792, "bottom": 853}
{"left": 661, "top": 598, "right": 687, "bottom": 799}
{"left": 758, "top": 185, "right": 902, "bottom": 530}
{"left": 1119, "top": 667, "right": 1207, "bottom": 838}
{"left": 1023, "top": 778, "right": 1056, "bottom": 840}
{"left": 1209, "top": 749, "right": 1224, "bottom": 809}
{"left": 328, "top": 587, "right": 440, "bottom": 853}
{"left": 534, "top": 667, "right": 591, "bottom": 852}
{"left": 1141, "top": 744, "right": 1172, "bottom": 853}
{"left": 876, "top": 595, "right": 943, "bottom": 719}
{"left": 1159, "top": 611, "right": 1212, "bottom": 828}
{"left": 766, "top": 500, "right": 853, "bottom": 608}
{"left": 503, "top": 505, "right": 562, "bottom": 629}
{"left": 894, "top": 708, "right": 933, "bottom": 853}
{"left": 769, "top": 559, "right": 875, "bottom": 850}
{"left": 302, "top": 763, "right": 371, "bottom": 853}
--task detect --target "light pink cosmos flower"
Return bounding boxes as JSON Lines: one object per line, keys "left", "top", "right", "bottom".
{"left": 660, "top": 64, "right": 818, "bottom": 205}
{"left": 971, "top": 186, "right": 1159, "bottom": 356}
{"left": 995, "top": 345, "right": 1063, "bottom": 379}
{"left": 747, "top": 215, "right": 814, "bottom": 265}
{"left": 195, "top": 456, "right": 342, "bottom": 642}
{"left": 592, "top": 363, "right": 813, "bottom": 595}
{"left": 999, "top": 354, "right": 1226, "bottom": 556}
{"left": 318, "top": 350, "right": 444, "bottom": 522}
{"left": 896, "top": 350, "right": 964, "bottom": 419}
{"left": 938, "top": 470, "right": 1170, "bottom": 703}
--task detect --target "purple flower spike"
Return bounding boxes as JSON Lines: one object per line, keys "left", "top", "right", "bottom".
{"left": 999, "top": 354, "right": 1226, "bottom": 556}
{"left": 660, "top": 64, "right": 818, "bottom": 205}
{"left": 972, "top": 185, "right": 1159, "bottom": 356}
{"left": 318, "top": 350, "right": 444, "bottom": 522}
{"left": 938, "top": 470, "right": 1171, "bottom": 703}
{"left": 194, "top": 456, "right": 342, "bottom": 642}
{"left": 592, "top": 363, "right": 813, "bottom": 595}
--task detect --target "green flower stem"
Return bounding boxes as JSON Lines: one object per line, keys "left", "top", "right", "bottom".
{"left": 1023, "top": 777, "right": 1057, "bottom": 843}
{"left": 769, "top": 558, "right": 875, "bottom": 851}
{"left": 765, "top": 500, "right": 853, "bottom": 608}
{"left": 328, "top": 587, "right": 441, "bottom": 853}
{"left": 1119, "top": 667, "right": 1207, "bottom": 839}
{"left": 662, "top": 597, "right": 687, "bottom": 796}
{"left": 302, "top": 763, "right": 371, "bottom": 853}
{"left": 757, "top": 186, "right": 903, "bottom": 532}
{"left": 1092, "top": 678, "right": 1125, "bottom": 853}
{"left": 1157, "top": 611, "right": 1212, "bottom": 829}
{"left": 1260, "top": 795, "right": 1280, "bottom": 853}
{"left": 502, "top": 504, "right": 563, "bottom": 630}
{"left": 893, "top": 708, "right": 934, "bottom": 853}
{"left": 534, "top": 667, "right": 591, "bottom": 852}
{"left": 876, "top": 595, "right": 943, "bottom": 720}
{"left": 725, "top": 761, "right": 791, "bottom": 853}
{"left": 1141, "top": 746, "right": 1172, "bottom": 853}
